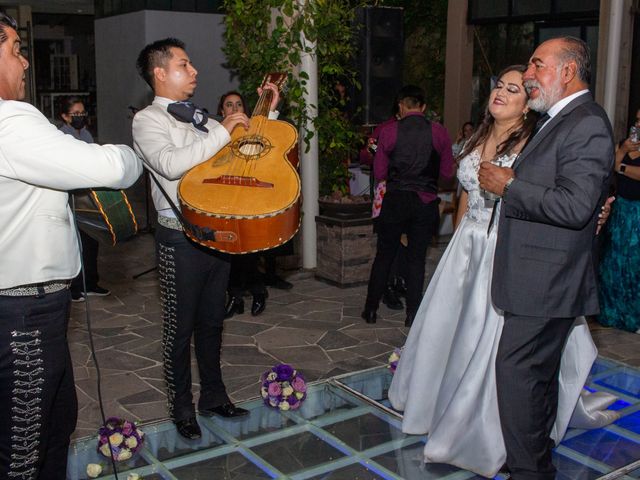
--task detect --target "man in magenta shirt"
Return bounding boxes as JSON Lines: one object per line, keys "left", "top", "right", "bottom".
{"left": 362, "top": 85, "right": 454, "bottom": 327}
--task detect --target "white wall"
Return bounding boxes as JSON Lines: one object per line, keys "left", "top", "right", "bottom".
{"left": 95, "top": 10, "right": 238, "bottom": 145}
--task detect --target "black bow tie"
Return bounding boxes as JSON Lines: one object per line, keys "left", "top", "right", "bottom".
{"left": 167, "top": 101, "right": 209, "bottom": 133}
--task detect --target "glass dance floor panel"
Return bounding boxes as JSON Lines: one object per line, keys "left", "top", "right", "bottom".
{"left": 67, "top": 357, "right": 640, "bottom": 479}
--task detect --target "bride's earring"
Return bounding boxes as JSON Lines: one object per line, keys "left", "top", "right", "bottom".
{"left": 523, "top": 110, "right": 528, "bottom": 121}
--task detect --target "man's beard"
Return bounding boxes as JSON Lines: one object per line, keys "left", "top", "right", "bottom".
{"left": 524, "top": 74, "right": 563, "bottom": 113}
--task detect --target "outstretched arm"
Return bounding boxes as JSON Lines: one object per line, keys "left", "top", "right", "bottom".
{"left": 1, "top": 101, "right": 141, "bottom": 190}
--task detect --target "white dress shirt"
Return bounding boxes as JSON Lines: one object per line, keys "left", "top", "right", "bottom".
{"left": 537, "top": 89, "right": 589, "bottom": 133}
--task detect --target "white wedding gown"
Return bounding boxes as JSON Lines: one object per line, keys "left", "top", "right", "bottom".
{"left": 388, "top": 150, "right": 619, "bottom": 478}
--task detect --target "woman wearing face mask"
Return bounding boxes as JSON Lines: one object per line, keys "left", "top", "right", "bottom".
{"left": 60, "top": 97, "right": 92, "bottom": 141}
{"left": 60, "top": 96, "right": 111, "bottom": 301}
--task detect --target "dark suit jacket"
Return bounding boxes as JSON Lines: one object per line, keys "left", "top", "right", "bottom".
{"left": 492, "top": 93, "right": 614, "bottom": 318}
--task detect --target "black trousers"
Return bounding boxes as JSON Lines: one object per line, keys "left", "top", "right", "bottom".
{"left": 155, "top": 226, "right": 231, "bottom": 422}
{"left": 228, "top": 253, "right": 266, "bottom": 297}
{"left": 263, "top": 238, "right": 293, "bottom": 280}
{"left": 496, "top": 313, "right": 575, "bottom": 480}
{"left": 71, "top": 229, "right": 99, "bottom": 293}
{"left": 0, "top": 290, "right": 77, "bottom": 480}
{"left": 389, "top": 244, "right": 408, "bottom": 286}
{"left": 365, "top": 190, "right": 440, "bottom": 317}
{"left": 373, "top": 218, "right": 408, "bottom": 286}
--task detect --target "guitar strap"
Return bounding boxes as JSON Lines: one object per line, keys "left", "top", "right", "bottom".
{"left": 143, "top": 165, "right": 217, "bottom": 242}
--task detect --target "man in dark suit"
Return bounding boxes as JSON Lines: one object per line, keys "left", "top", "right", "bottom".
{"left": 478, "top": 37, "right": 614, "bottom": 479}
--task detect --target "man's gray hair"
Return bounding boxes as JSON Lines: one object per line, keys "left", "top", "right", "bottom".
{"left": 556, "top": 36, "right": 591, "bottom": 85}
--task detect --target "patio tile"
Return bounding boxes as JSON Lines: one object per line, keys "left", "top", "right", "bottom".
{"left": 317, "top": 330, "right": 361, "bottom": 350}
{"left": 67, "top": 222, "right": 640, "bottom": 480}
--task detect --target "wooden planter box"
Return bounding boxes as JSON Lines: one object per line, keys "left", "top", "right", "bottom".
{"left": 315, "top": 214, "right": 375, "bottom": 287}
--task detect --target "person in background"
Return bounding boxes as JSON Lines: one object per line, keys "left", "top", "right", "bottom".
{"left": 452, "top": 121, "right": 474, "bottom": 157}
{"left": 333, "top": 76, "right": 356, "bottom": 121}
{"left": 361, "top": 85, "right": 454, "bottom": 327}
{"left": 217, "top": 90, "right": 276, "bottom": 318}
{"left": 263, "top": 254, "right": 293, "bottom": 290}
{"left": 0, "top": 11, "right": 142, "bottom": 479}
{"left": 598, "top": 108, "right": 640, "bottom": 333}
{"left": 59, "top": 96, "right": 111, "bottom": 301}
{"left": 358, "top": 101, "right": 406, "bottom": 310}
{"left": 216, "top": 90, "right": 294, "bottom": 293}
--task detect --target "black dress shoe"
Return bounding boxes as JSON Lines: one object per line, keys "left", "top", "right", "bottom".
{"left": 361, "top": 309, "right": 377, "bottom": 324}
{"left": 382, "top": 285, "right": 404, "bottom": 310}
{"left": 200, "top": 402, "right": 249, "bottom": 418}
{"left": 175, "top": 417, "right": 201, "bottom": 440}
{"left": 393, "top": 276, "right": 407, "bottom": 297}
{"left": 224, "top": 296, "right": 244, "bottom": 319}
{"left": 251, "top": 293, "right": 266, "bottom": 316}
{"left": 265, "top": 275, "right": 293, "bottom": 290}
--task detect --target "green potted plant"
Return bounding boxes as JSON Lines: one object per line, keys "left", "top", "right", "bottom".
{"left": 222, "top": 0, "right": 365, "bottom": 205}
{"left": 222, "top": 1, "right": 374, "bottom": 285}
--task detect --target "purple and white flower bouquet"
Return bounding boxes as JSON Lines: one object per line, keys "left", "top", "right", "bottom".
{"left": 97, "top": 417, "right": 145, "bottom": 462}
{"left": 260, "top": 363, "right": 307, "bottom": 411}
{"left": 388, "top": 348, "right": 402, "bottom": 374}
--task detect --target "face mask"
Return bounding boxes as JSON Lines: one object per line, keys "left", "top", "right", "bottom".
{"left": 70, "top": 115, "right": 87, "bottom": 130}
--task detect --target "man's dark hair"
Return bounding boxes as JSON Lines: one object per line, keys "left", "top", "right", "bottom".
{"left": 556, "top": 36, "right": 591, "bottom": 85}
{"left": 136, "top": 37, "right": 186, "bottom": 90}
{"left": 0, "top": 11, "right": 18, "bottom": 47}
{"left": 397, "top": 85, "right": 425, "bottom": 108}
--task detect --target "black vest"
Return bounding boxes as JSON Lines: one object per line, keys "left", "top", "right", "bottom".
{"left": 387, "top": 115, "right": 440, "bottom": 195}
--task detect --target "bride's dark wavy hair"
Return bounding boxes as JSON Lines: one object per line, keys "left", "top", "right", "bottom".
{"left": 458, "top": 65, "right": 538, "bottom": 161}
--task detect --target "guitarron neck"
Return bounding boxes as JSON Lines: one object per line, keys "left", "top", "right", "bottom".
{"left": 251, "top": 72, "right": 287, "bottom": 117}
{"left": 252, "top": 90, "right": 273, "bottom": 117}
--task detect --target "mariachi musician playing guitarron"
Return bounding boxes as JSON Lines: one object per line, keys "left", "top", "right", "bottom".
{"left": 132, "top": 37, "right": 280, "bottom": 441}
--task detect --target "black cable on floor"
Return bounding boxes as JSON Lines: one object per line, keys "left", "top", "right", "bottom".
{"left": 72, "top": 198, "right": 120, "bottom": 479}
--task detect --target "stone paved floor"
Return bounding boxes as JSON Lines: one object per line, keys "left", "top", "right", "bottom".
{"left": 69, "top": 226, "right": 640, "bottom": 440}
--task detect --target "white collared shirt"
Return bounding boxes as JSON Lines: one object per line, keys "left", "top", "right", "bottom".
{"left": 537, "top": 89, "right": 589, "bottom": 133}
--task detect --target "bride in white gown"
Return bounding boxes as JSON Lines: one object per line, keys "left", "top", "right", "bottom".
{"left": 388, "top": 65, "right": 619, "bottom": 478}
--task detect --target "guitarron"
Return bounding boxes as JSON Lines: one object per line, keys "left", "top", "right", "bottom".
{"left": 178, "top": 73, "right": 301, "bottom": 254}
